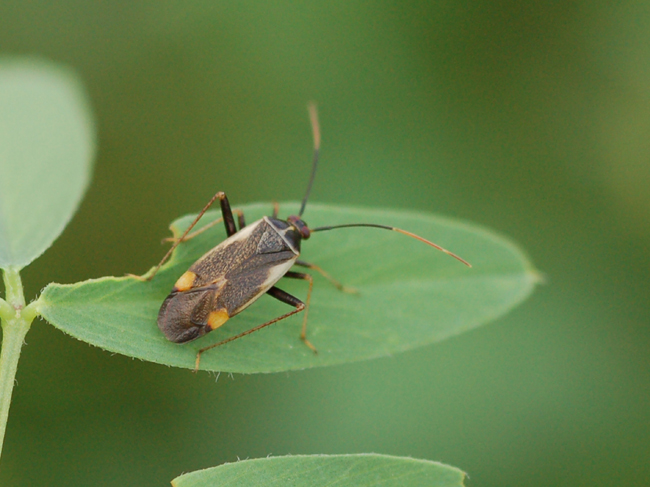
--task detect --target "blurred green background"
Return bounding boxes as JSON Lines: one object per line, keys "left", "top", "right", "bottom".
{"left": 2, "top": 1, "right": 649, "bottom": 486}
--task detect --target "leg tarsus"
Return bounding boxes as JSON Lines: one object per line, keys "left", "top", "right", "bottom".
{"left": 301, "top": 332, "right": 318, "bottom": 354}
{"left": 126, "top": 272, "right": 150, "bottom": 282}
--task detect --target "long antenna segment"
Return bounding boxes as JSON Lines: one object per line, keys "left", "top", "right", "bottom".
{"left": 298, "top": 102, "right": 321, "bottom": 217}
{"left": 311, "top": 223, "right": 471, "bottom": 267}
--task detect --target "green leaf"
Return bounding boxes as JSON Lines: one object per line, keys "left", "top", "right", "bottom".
{"left": 37, "top": 203, "right": 538, "bottom": 373}
{"left": 171, "top": 454, "right": 466, "bottom": 487}
{"left": 0, "top": 58, "right": 95, "bottom": 270}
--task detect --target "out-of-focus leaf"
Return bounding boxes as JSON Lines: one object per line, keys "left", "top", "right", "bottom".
{"left": 0, "top": 58, "right": 94, "bottom": 270}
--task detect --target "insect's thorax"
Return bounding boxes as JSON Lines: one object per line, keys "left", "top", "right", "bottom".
{"left": 264, "top": 216, "right": 304, "bottom": 253}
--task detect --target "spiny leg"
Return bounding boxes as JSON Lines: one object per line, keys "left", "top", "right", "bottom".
{"left": 130, "top": 192, "right": 236, "bottom": 281}
{"left": 279, "top": 271, "right": 316, "bottom": 353}
{"left": 294, "top": 259, "right": 358, "bottom": 294}
{"left": 194, "top": 287, "right": 307, "bottom": 371}
{"left": 271, "top": 201, "right": 279, "bottom": 219}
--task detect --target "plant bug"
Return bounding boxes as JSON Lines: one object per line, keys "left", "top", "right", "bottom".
{"left": 138, "top": 104, "right": 470, "bottom": 370}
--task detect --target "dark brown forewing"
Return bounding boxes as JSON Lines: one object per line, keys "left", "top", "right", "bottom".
{"left": 189, "top": 219, "right": 297, "bottom": 287}
{"left": 158, "top": 288, "right": 212, "bottom": 343}
{"left": 214, "top": 262, "right": 283, "bottom": 316}
{"left": 188, "top": 285, "right": 218, "bottom": 327}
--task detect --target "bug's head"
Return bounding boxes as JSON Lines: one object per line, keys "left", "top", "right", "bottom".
{"left": 287, "top": 215, "right": 311, "bottom": 240}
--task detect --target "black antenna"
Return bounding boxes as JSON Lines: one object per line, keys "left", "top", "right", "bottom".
{"left": 311, "top": 223, "right": 471, "bottom": 267}
{"left": 298, "top": 102, "right": 321, "bottom": 217}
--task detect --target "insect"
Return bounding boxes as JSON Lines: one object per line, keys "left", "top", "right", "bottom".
{"left": 138, "top": 104, "right": 470, "bottom": 370}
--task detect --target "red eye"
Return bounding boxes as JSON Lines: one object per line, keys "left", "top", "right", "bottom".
{"left": 287, "top": 215, "right": 311, "bottom": 240}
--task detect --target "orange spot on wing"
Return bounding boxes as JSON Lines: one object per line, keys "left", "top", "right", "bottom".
{"left": 207, "top": 309, "right": 229, "bottom": 331}
{"left": 173, "top": 271, "right": 197, "bottom": 292}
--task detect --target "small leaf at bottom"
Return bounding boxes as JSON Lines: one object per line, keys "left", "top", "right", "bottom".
{"left": 171, "top": 454, "right": 466, "bottom": 487}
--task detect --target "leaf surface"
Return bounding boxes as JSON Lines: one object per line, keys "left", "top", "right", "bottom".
{"left": 0, "top": 58, "right": 95, "bottom": 270}
{"left": 38, "top": 203, "right": 538, "bottom": 373}
{"left": 171, "top": 454, "right": 466, "bottom": 487}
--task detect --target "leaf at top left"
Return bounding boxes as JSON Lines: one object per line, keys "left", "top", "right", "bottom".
{"left": 0, "top": 58, "right": 95, "bottom": 270}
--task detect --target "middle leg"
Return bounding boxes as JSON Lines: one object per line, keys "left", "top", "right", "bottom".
{"left": 294, "top": 259, "right": 358, "bottom": 294}
{"left": 273, "top": 271, "right": 316, "bottom": 352}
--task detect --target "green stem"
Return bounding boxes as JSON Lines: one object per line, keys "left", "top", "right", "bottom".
{"left": 0, "top": 268, "right": 38, "bottom": 466}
